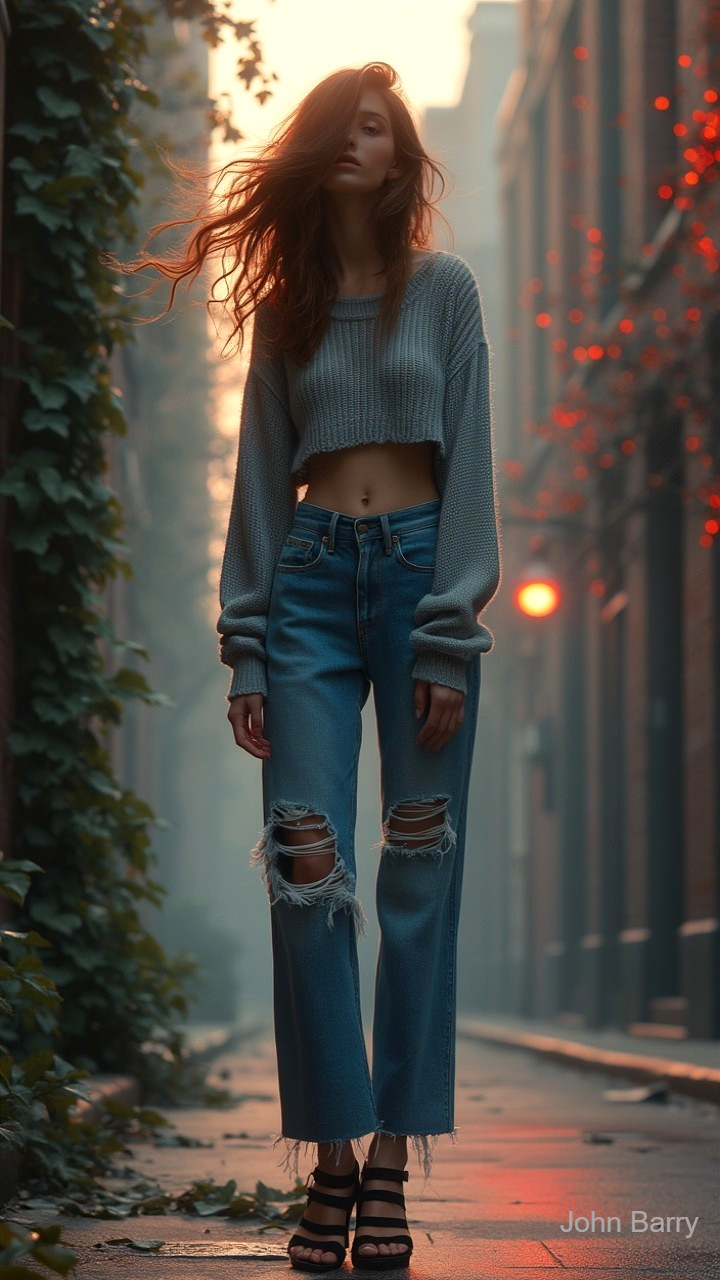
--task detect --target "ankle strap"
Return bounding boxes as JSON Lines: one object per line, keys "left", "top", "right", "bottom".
{"left": 310, "top": 1161, "right": 359, "bottom": 1188}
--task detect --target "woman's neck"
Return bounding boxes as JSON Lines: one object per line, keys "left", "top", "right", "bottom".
{"left": 323, "top": 201, "right": 388, "bottom": 293}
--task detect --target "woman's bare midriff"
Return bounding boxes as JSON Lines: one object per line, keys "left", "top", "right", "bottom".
{"left": 303, "top": 440, "right": 439, "bottom": 516}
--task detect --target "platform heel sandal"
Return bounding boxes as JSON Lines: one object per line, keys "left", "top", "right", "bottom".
{"left": 287, "top": 1157, "right": 360, "bottom": 1273}
{"left": 350, "top": 1160, "right": 413, "bottom": 1271}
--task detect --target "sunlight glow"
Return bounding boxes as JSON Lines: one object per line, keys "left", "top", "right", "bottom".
{"left": 209, "top": 0, "right": 483, "bottom": 157}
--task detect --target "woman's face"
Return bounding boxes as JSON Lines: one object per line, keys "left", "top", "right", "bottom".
{"left": 319, "top": 86, "right": 400, "bottom": 195}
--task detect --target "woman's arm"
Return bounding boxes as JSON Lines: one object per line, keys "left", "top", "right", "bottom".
{"left": 216, "top": 304, "right": 298, "bottom": 701}
{"left": 409, "top": 265, "right": 502, "bottom": 694}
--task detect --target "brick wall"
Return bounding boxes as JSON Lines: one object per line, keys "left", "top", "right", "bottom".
{"left": 494, "top": 0, "right": 719, "bottom": 1031}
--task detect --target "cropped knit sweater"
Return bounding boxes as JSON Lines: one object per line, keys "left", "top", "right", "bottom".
{"left": 216, "top": 249, "right": 502, "bottom": 700}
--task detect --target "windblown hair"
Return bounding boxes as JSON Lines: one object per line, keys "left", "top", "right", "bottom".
{"left": 102, "top": 61, "right": 451, "bottom": 366}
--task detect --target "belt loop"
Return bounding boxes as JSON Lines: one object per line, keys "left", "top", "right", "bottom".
{"left": 380, "top": 513, "right": 392, "bottom": 555}
{"left": 327, "top": 510, "right": 340, "bottom": 554}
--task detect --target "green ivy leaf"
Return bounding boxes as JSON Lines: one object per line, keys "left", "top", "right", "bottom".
{"left": 35, "top": 468, "right": 64, "bottom": 502}
{"left": 36, "top": 86, "right": 83, "bottom": 119}
{"left": 0, "top": 478, "right": 41, "bottom": 513}
{"left": 9, "top": 527, "right": 54, "bottom": 555}
{"left": 82, "top": 770, "right": 123, "bottom": 799}
{"left": 24, "top": 903, "right": 82, "bottom": 937}
{"left": 0, "top": 930, "right": 53, "bottom": 950}
{"left": 0, "top": 860, "right": 45, "bottom": 905}
{"left": 14, "top": 196, "right": 73, "bottom": 232}
{"left": 21, "top": 408, "right": 70, "bottom": 437}
{"left": 14, "top": 170, "right": 49, "bottom": 193}
{"left": 30, "top": 383, "right": 69, "bottom": 411}
{"left": 110, "top": 668, "right": 154, "bottom": 694}
{"left": 19, "top": 1048, "right": 56, "bottom": 1084}
{"left": 7, "top": 120, "right": 56, "bottom": 142}
{"left": 57, "top": 369, "right": 98, "bottom": 402}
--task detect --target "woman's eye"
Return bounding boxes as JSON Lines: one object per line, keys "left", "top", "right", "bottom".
{"left": 364, "top": 126, "right": 379, "bottom": 135}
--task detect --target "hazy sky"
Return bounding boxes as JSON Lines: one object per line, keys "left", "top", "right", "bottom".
{"left": 209, "top": 0, "right": 498, "bottom": 151}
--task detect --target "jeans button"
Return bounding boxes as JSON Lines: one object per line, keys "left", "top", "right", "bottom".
{"left": 357, "top": 522, "right": 368, "bottom": 532}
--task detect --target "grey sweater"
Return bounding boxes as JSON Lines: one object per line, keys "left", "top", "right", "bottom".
{"left": 217, "top": 249, "right": 502, "bottom": 700}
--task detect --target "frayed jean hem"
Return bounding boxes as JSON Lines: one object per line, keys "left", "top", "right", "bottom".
{"left": 271, "top": 1131, "right": 371, "bottom": 1182}
{"left": 271, "top": 1126, "right": 460, "bottom": 1189}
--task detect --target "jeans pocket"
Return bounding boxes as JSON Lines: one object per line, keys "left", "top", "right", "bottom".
{"left": 392, "top": 525, "right": 438, "bottom": 572}
{"left": 276, "top": 530, "right": 328, "bottom": 572}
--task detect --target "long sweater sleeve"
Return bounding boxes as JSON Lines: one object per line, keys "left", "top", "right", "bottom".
{"left": 216, "top": 303, "right": 298, "bottom": 701}
{"left": 409, "top": 273, "right": 502, "bottom": 695}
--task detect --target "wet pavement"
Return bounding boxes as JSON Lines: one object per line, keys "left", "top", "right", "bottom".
{"left": 4, "top": 1023, "right": 718, "bottom": 1278}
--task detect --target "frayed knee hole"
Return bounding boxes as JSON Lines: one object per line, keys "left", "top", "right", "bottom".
{"left": 275, "top": 815, "right": 337, "bottom": 885}
{"left": 385, "top": 798, "right": 450, "bottom": 849}
{"left": 371, "top": 795, "right": 456, "bottom": 861}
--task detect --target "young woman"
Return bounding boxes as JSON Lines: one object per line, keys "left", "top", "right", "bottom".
{"left": 109, "top": 59, "right": 501, "bottom": 1274}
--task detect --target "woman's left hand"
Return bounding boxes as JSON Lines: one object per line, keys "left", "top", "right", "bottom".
{"left": 413, "top": 679, "right": 465, "bottom": 751}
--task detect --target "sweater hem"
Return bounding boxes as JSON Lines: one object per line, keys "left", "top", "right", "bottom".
{"left": 411, "top": 651, "right": 469, "bottom": 693}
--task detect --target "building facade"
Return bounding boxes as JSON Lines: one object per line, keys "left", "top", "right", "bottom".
{"left": 490, "top": 0, "right": 719, "bottom": 1037}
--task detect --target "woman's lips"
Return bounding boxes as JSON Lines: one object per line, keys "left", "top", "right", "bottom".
{"left": 334, "top": 158, "right": 360, "bottom": 167}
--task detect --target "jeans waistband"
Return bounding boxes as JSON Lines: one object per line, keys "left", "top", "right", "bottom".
{"left": 294, "top": 497, "right": 441, "bottom": 554}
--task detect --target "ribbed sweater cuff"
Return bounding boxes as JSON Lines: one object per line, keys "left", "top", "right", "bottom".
{"left": 227, "top": 655, "right": 267, "bottom": 701}
{"left": 411, "top": 651, "right": 468, "bottom": 694}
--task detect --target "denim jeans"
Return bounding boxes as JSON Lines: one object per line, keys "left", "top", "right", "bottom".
{"left": 250, "top": 497, "right": 481, "bottom": 1188}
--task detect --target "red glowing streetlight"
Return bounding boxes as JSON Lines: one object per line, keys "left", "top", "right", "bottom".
{"left": 513, "top": 558, "right": 562, "bottom": 617}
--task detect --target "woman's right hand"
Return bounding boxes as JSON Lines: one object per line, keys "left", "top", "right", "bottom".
{"left": 228, "top": 694, "right": 271, "bottom": 760}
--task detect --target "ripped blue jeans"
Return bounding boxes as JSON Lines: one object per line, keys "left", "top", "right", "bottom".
{"left": 252, "top": 497, "right": 481, "bottom": 1190}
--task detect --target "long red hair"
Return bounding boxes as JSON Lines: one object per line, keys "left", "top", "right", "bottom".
{"left": 101, "top": 61, "right": 451, "bottom": 366}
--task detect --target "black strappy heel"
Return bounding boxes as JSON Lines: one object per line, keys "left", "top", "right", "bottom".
{"left": 350, "top": 1160, "right": 413, "bottom": 1271}
{"left": 288, "top": 1157, "right": 360, "bottom": 1273}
